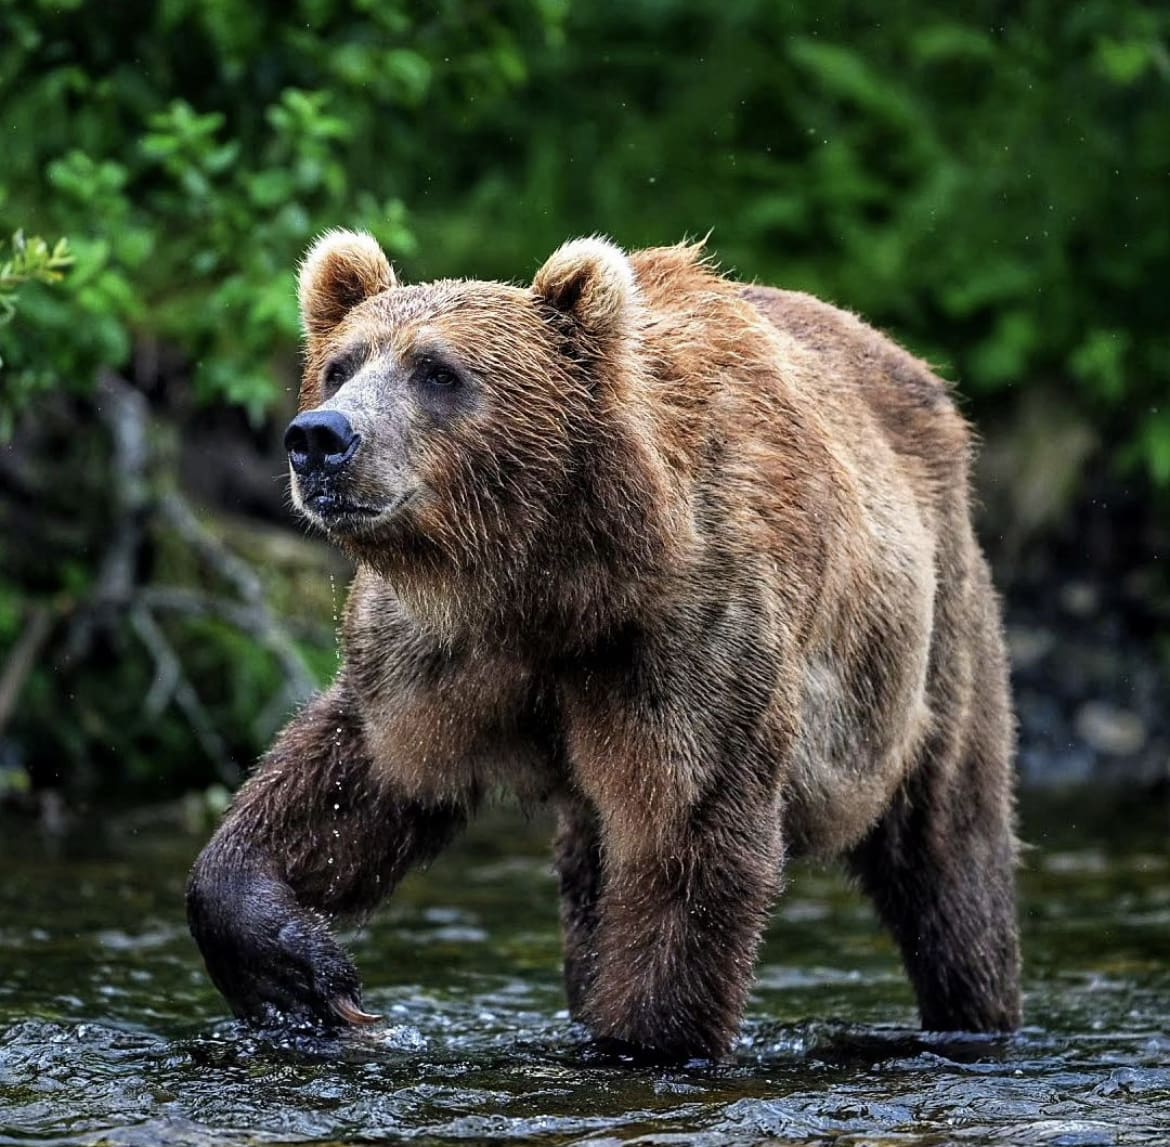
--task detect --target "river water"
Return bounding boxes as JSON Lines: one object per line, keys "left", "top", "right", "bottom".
{"left": 1, "top": 794, "right": 1167, "bottom": 1146}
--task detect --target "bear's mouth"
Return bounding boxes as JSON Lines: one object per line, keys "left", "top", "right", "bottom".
{"left": 306, "top": 492, "right": 380, "bottom": 518}
{"left": 304, "top": 489, "right": 416, "bottom": 532}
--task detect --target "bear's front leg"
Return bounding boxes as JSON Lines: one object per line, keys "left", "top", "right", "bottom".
{"left": 187, "top": 681, "right": 466, "bottom": 1029}
{"left": 577, "top": 775, "right": 784, "bottom": 1061}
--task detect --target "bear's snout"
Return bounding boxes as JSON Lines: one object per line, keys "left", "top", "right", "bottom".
{"left": 285, "top": 409, "right": 360, "bottom": 477}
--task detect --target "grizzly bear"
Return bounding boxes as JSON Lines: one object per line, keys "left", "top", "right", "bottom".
{"left": 186, "top": 231, "right": 1021, "bottom": 1060}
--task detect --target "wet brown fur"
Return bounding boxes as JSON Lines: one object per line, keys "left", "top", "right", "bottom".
{"left": 188, "top": 234, "right": 1020, "bottom": 1059}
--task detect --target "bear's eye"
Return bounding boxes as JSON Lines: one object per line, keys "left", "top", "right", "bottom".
{"left": 322, "top": 359, "right": 352, "bottom": 395}
{"left": 424, "top": 365, "right": 460, "bottom": 390}
{"left": 409, "top": 357, "right": 471, "bottom": 420}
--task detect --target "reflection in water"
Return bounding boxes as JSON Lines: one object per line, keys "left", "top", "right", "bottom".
{"left": 0, "top": 795, "right": 1168, "bottom": 1145}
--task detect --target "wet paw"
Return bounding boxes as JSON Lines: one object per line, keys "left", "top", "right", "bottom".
{"left": 187, "top": 849, "right": 376, "bottom": 1032}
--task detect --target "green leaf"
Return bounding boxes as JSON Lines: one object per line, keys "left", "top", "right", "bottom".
{"left": 1139, "top": 409, "right": 1170, "bottom": 487}
{"left": 1096, "top": 37, "right": 1152, "bottom": 85}
{"left": 1070, "top": 329, "right": 1132, "bottom": 402}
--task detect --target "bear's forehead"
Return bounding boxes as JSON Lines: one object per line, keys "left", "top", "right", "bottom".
{"left": 333, "top": 280, "right": 547, "bottom": 362}
{"left": 360, "top": 280, "right": 530, "bottom": 327}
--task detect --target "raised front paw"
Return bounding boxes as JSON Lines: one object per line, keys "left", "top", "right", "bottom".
{"left": 186, "top": 847, "right": 378, "bottom": 1031}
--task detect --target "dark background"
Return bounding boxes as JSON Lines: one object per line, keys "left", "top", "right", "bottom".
{"left": 1, "top": 0, "right": 1167, "bottom": 810}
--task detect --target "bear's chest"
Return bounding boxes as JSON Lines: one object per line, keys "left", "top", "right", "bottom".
{"left": 351, "top": 635, "right": 562, "bottom": 805}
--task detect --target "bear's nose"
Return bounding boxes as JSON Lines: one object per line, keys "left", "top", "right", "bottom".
{"left": 284, "top": 410, "right": 360, "bottom": 476}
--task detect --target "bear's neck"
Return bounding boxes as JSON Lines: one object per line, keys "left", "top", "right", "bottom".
{"left": 366, "top": 427, "right": 694, "bottom": 654}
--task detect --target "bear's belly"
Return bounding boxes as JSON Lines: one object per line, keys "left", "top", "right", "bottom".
{"left": 783, "top": 664, "right": 932, "bottom": 860}
{"left": 781, "top": 592, "right": 936, "bottom": 860}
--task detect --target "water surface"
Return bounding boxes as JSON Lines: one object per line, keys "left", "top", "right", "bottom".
{"left": 1, "top": 795, "right": 1168, "bottom": 1145}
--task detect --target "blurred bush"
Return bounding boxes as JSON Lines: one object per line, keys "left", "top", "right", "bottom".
{"left": 3, "top": 1, "right": 1167, "bottom": 472}
{"left": 408, "top": 0, "right": 1170, "bottom": 485}
{"left": 0, "top": 0, "right": 1168, "bottom": 800}
{"left": 0, "top": 0, "right": 565, "bottom": 429}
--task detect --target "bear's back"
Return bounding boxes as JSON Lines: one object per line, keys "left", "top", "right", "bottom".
{"left": 740, "top": 285, "right": 969, "bottom": 472}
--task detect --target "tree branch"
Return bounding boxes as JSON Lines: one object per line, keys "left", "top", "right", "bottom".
{"left": 0, "top": 604, "right": 53, "bottom": 738}
{"left": 130, "top": 607, "right": 239, "bottom": 786}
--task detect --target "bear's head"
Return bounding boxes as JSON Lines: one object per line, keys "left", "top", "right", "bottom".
{"left": 287, "top": 230, "right": 685, "bottom": 637}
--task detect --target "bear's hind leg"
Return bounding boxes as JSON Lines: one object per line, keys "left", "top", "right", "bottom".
{"left": 847, "top": 666, "right": 1021, "bottom": 1032}
{"left": 553, "top": 797, "right": 603, "bottom": 1019}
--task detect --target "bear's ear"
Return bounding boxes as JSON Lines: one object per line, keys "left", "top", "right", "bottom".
{"left": 298, "top": 229, "right": 397, "bottom": 339}
{"left": 532, "top": 236, "right": 635, "bottom": 339}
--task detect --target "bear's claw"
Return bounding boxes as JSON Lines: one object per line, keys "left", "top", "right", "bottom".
{"left": 331, "top": 996, "right": 381, "bottom": 1025}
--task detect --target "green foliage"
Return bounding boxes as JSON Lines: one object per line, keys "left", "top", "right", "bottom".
{"left": 2, "top": 0, "right": 1167, "bottom": 477}
{"left": 0, "top": 232, "right": 73, "bottom": 329}
{"left": 0, "top": 231, "right": 74, "bottom": 434}
{"left": 403, "top": 1, "right": 1170, "bottom": 485}
{"left": 0, "top": 0, "right": 563, "bottom": 420}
